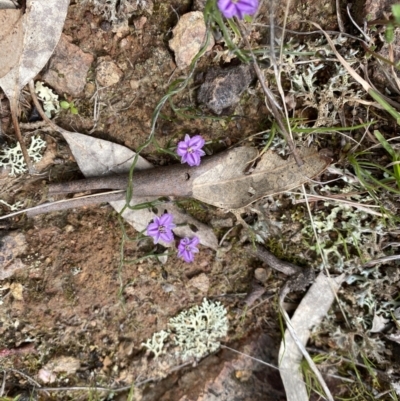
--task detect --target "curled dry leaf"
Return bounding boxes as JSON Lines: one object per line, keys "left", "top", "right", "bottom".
{"left": 0, "top": 9, "right": 23, "bottom": 78}
{"left": 62, "top": 132, "right": 218, "bottom": 250}
{"left": 192, "top": 146, "right": 332, "bottom": 209}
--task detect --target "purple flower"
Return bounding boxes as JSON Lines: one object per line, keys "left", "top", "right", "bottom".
{"left": 177, "top": 236, "right": 200, "bottom": 263}
{"left": 217, "top": 0, "right": 259, "bottom": 19}
{"left": 176, "top": 134, "right": 206, "bottom": 167}
{"left": 146, "top": 213, "right": 176, "bottom": 244}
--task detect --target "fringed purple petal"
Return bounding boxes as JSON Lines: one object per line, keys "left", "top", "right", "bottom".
{"left": 237, "top": 0, "right": 258, "bottom": 14}
{"left": 220, "top": 3, "right": 237, "bottom": 18}
{"left": 218, "top": 0, "right": 258, "bottom": 19}
{"left": 146, "top": 222, "right": 160, "bottom": 237}
{"left": 153, "top": 231, "right": 161, "bottom": 244}
{"left": 159, "top": 213, "right": 173, "bottom": 226}
{"left": 188, "top": 135, "right": 205, "bottom": 149}
{"left": 190, "top": 247, "right": 199, "bottom": 254}
{"left": 177, "top": 144, "right": 188, "bottom": 157}
{"left": 160, "top": 229, "right": 174, "bottom": 243}
{"left": 218, "top": 0, "right": 232, "bottom": 11}
{"left": 176, "top": 134, "right": 205, "bottom": 166}
{"left": 177, "top": 237, "right": 199, "bottom": 263}
{"left": 189, "top": 236, "right": 200, "bottom": 247}
{"left": 186, "top": 152, "right": 200, "bottom": 166}
{"left": 183, "top": 250, "right": 194, "bottom": 262}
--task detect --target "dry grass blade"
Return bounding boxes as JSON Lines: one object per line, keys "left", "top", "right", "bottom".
{"left": 304, "top": 20, "right": 371, "bottom": 93}
{"left": 362, "top": 254, "right": 400, "bottom": 268}
{"left": 235, "top": 17, "right": 303, "bottom": 167}
{"left": 0, "top": 191, "right": 126, "bottom": 219}
{"left": 292, "top": 194, "right": 383, "bottom": 217}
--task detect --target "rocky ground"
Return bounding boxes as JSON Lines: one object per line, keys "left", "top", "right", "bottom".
{"left": 1, "top": 0, "right": 400, "bottom": 400}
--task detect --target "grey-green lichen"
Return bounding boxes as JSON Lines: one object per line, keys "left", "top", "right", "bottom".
{"left": 141, "top": 330, "right": 170, "bottom": 359}
{"left": 82, "top": 0, "right": 149, "bottom": 22}
{"left": 169, "top": 297, "right": 228, "bottom": 361}
{"left": 141, "top": 298, "right": 228, "bottom": 361}
{"left": 0, "top": 136, "right": 46, "bottom": 176}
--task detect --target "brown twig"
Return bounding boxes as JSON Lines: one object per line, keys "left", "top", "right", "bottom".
{"left": 248, "top": 244, "right": 315, "bottom": 301}
{"left": 47, "top": 149, "right": 229, "bottom": 197}
{"left": 247, "top": 244, "right": 301, "bottom": 276}
{"left": 10, "top": 94, "right": 35, "bottom": 173}
{"left": 336, "top": 0, "right": 345, "bottom": 33}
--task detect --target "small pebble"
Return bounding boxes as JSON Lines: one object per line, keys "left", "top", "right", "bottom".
{"left": 188, "top": 273, "right": 210, "bottom": 293}
{"left": 100, "top": 20, "right": 112, "bottom": 31}
{"left": 254, "top": 268, "right": 269, "bottom": 283}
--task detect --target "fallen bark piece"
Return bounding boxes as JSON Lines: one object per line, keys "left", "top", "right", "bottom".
{"left": 62, "top": 132, "right": 219, "bottom": 250}
{"left": 48, "top": 145, "right": 331, "bottom": 210}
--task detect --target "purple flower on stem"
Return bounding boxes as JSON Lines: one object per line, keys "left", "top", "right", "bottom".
{"left": 177, "top": 236, "right": 200, "bottom": 263}
{"left": 217, "top": 0, "right": 259, "bottom": 19}
{"left": 176, "top": 134, "right": 206, "bottom": 167}
{"left": 146, "top": 213, "right": 176, "bottom": 244}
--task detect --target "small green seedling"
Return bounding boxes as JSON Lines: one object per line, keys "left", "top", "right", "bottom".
{"left": 60, "top": 100, "right": 78, "bottom": 115}
{"left": 393, "top": 4, "right": 400, "bottom": 24}
{"left": 384, "top": 4, "right": 400, "bottom": 43}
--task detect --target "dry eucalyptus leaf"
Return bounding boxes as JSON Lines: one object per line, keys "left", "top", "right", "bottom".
{"left": 62, "top": 131, "right": 153, "bottom": 175}
{"left": 0, "top": 0, "right": 69, "bottom": 97}
{"left": 278, "top": 272, "right": 345, "bottom": 401}
{"left": 193, "top": 147, "right": 331, "bottom": 209}
{"left": 0, "top": 0, "right": 69, "bottom": 172}
{"left": 0, "top": 0, "right": 17, "bottom": 9}
{"left": 62, "top": 132, "right": 218, "bottom": 250}
{"left": 0, "top": 9, "right": 23, "bottom": 78}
